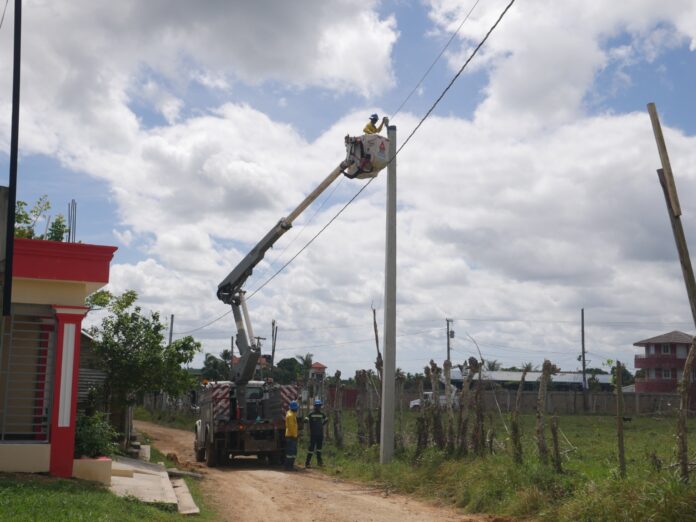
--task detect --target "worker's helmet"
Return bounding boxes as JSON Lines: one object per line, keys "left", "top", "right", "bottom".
{"left": 314, "top": 399, "right": 322, "bottom": 407}
{"left": 370, "top": 113, "right": 379, "bottom": 122}
{"left": 289, "top": 401, "right": 299, "bottom": 411}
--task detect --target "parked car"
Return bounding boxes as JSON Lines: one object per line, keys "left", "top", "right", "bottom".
{"left": 409, "top": 391, "right": 460, "bottom": 410}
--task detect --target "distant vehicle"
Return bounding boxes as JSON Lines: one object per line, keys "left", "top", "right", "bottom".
{"left": 409, "top": 391, "right": 459, "bottom": 410}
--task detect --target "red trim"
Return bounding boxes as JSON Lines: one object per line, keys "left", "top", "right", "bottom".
{"left": 13, "top": 238, "right": 117, "bottom": 283}
{"left": 49, "top": 312, "right": 84, "bottom": 478}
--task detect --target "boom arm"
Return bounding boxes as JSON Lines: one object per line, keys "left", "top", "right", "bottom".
{"left": 216, "top": 162, "right": 346, "bottom": 385}
{"left": 217, "top": 162, "right": 345, "bottom": 304}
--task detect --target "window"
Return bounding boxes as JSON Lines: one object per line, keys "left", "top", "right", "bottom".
{"left": 661, "top": 344, "right": 671, "bottom": 355}
{"left": 662, "top": 368, "right": 672, "bottom": 379}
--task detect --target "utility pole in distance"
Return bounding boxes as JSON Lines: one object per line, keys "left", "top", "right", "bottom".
{"left": 446, "top": 318, "right": 453, "bottom": 362}
{"left": 168, "top": 314, "right": 175, "bottom": 345}
{"left": 581, "top": 308, "right": 588, "bottom": 411}
{"left": 380, "top": 124, "right": 397, "bottom": 464}
{"left": 271, "top": 319, "right": 278, "bottom": 368}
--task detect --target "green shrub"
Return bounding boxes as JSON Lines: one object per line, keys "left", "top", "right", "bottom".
{"left": 74, "top": 412, "right": 118, "bottom": 458}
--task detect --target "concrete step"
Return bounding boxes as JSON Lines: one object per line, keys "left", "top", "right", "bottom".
{"left": 171, "top": 478, "right": 200, "bottom": 515}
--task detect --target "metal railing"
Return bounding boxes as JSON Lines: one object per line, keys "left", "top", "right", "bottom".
{"left": 0, "top": 313, "right": 55, "bottom": 442}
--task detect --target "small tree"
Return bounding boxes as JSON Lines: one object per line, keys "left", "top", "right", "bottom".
{"left": 15, "top": 195, "right": 50, "bottom": 239}
{"left": 46, "top": 214, "right": 69, "bottom": 241}
{"left": 88, "top": 291, "right": 200, "bottom": 436}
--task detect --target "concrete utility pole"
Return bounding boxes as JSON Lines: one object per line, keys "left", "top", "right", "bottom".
{"left": 581, "top": 308, "right": 588, "bottom": 411}
{"left": 446, "top": 318, "right": 453, "bottom": 362}
{"left": 271, "top": 319, "right": 278, "bottom": 368}
{"left": 380, "top": 125, "right": 397, "bottom": 464}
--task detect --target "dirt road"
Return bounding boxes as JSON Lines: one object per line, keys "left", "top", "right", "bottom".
{"left": 135, "top": 420, "right": 502, "bottom": 522}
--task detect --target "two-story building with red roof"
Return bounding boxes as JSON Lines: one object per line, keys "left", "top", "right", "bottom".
{"left": 634, "top": 331, "right": 695, "bottom": 398}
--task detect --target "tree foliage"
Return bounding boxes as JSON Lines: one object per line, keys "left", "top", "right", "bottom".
{"left": 88, "top": 291, "right": 201, "bottom": 402}
{"left": 14, "top": 195, "right": 69, "bottom": 241}
{"left": 273, "top": 357, "right": 302, "bottom": 384}
{"left": 202, "top": 350, "right": 232, "bottom": 381}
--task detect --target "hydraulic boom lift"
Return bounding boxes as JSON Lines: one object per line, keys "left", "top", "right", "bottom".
{"left": 194, "top": 130, "right": 389, "bottom": 466}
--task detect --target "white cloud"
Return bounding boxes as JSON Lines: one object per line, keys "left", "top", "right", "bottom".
{"left": 425, "top": 0, "right": 696, "bottom": 132}
{"left": 3, "top": 1, "right": 696, "bottom": 376}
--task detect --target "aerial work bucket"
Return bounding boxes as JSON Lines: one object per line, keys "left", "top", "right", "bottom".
{"left": 343, "top": 134, "right": 390, "bottom": 179}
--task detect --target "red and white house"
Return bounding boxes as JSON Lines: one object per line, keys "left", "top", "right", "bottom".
{"left": 634, "top": 331, "right": 696, "bottom": 399}
{"left": 0, "top": 238, "right": 116, "bottom": 477}
{"left": 309, "top": 361, "right": 327, "bottom": 381}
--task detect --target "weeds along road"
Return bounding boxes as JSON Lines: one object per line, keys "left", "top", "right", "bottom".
{"left": 134, "top": 420, "right": 502, "bottom": 522}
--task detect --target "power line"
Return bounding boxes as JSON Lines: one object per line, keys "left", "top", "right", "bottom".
{"left": 247, "top": 0, "right": 516, "bottom": 300}
{"left": 0, "top": 0, "right": 9, "bottom": 32}
{"left": 264, "top": 176, "right": 345, "bottom": 272}
{"left": 391, "top": 0, "right": 482, "bottom": 117}
{"left": 274, "top": 326, "right": 443, "bottom": 352}
{"left": 173, "top": 309, "right": 231, "bottom": 335}
{"left": 174, "top": 0, "right": 517, "bottom": 335}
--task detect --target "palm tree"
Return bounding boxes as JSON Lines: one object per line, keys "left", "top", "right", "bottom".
{"left": 295, "top": 352, "right": 314, "bottom": 382}
{"left": 485, "top": 359, "right": 501, "bottom": 371}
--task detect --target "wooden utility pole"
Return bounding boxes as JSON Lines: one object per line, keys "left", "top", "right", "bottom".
{"left": 581, "top": 308, "right": 588, "bottom": 411}
{"left": 446, "top": 318, "right": 453, "bottom": 362}
{"left": 648, "top": 102, "right": 696, "bottom": 483}
{"left": 168, "top": 314, "right": 175, "bottom": 345}
{"left": 616, "top": 361, "right": 626, "bottom": 478}
{"left": 3, "top": 0, "right": 22, "bottom": 316}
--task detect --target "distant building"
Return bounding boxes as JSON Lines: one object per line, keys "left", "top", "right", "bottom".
{"left": 449, "top": 368, "right": 612, "bottom": 391}
{"left": 309, "top": 362, "right": 327, "bottom": 381}
{"left": 634, "top": 331, "right": 695, "bottom": 397}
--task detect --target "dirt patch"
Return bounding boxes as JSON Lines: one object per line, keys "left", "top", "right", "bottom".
{"left": 134, "top": 420, "right": 508, "bottom": 522}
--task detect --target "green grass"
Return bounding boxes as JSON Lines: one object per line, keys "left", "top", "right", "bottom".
{"left": 133, "top": 406, "right": 197, "bottom": 432}
{"left": 0, "top": 473, "right": 182, "bottom": 521}
{"left": 309, "top": 411, "right": 696, "bottom": 521}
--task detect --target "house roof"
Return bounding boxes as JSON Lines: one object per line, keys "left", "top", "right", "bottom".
{"left": 633, "top": 331, "right": 694, "bottom": 347}
{"left": 311, "top": 362, "right": 327, "bottom": 369}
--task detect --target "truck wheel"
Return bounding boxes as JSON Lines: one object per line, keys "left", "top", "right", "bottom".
{"left": 194, "top": 441, "right": 205, "bottom": 462}
{"left": 205, "top": 440, "right": 217, "bottom": 467}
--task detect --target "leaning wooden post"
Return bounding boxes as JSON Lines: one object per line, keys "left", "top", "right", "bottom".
{"left": 616, "top": 361, "right": 626, "bottom": 479}
{"left": 648, "top": 102, "right": 696, "bottom": 483}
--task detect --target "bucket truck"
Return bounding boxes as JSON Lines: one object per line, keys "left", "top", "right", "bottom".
{"left": 194, "top": 131, "right": 390, "bottom": 466}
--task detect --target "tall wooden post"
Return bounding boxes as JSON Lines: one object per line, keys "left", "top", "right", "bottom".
{"left": 616, "top": 361, "right": 626, "bottom": 478}
{"left": 648, "top": 102, "right": 696, "bottom": 483}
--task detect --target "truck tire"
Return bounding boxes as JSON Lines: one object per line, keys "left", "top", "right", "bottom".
{"left": 205, "top": 439, "right": 217, "bottom": 467}
{"left": 194, "top": 440, "right": 205, "bottom": 463}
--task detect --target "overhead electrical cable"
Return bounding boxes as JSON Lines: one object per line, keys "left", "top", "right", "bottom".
{"left": 0, "top": 0, "right": 8, "bottom": 31}
{"left": 175, "top": 0, "right": 517, "bottom": 333}
{"left": 391, "top": 0, "right": 482, "bottom": 118}
{"left": 248, "top": 0, "right": 516, "bottom": 300}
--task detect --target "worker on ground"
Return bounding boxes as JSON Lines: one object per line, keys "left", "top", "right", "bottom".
{"left": 285, "top": 400, "right": 299, "bottom": 471}
{"left": 363, "top": 113, "right": 388, "bottom": 135}
{"left": 304, "top": 399, "right": 328, "bottom": 468}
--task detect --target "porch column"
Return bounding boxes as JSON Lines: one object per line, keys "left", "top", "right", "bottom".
{"left": 49, "top": 306, "right": 87, "bottom": 477}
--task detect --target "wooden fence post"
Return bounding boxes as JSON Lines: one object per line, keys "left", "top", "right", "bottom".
{"left": 616, "top": 361, "right": 626, "bottom": 478}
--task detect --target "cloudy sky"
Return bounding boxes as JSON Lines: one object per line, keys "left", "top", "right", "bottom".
{"left": 1, "top": 0, "right": 696, "bottom": 375}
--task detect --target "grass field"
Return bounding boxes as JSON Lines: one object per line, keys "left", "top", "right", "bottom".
{"left": 305, "top": 411, "right": 696, "bottom": 521}
{"left": 0, "top": 473, "right": 184, "bottom": 522}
